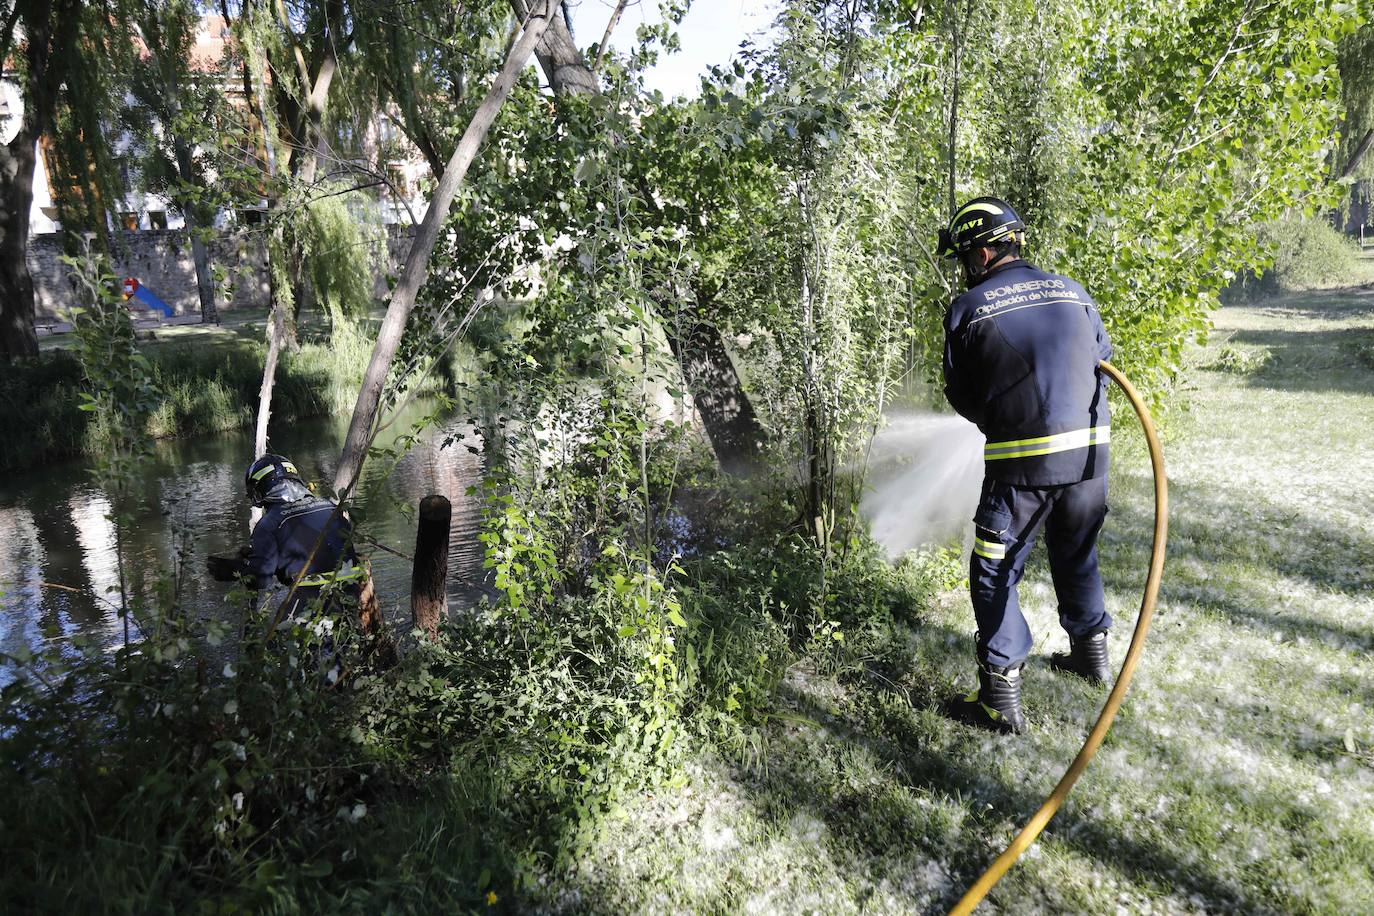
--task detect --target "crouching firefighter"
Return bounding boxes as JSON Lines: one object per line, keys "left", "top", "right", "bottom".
{"left": 938, "top": 197, "right": 1114, "bottom": 735}
{"left": 206, "top": 454, "right": 366, "bottom": 627}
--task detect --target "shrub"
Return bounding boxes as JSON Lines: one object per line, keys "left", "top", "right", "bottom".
{"left": 1200, "top": 343, "right": 1273, "bottom": 375}
{"left": 1235, "top": 219, "right": 1361, "bottom": 297}
{"left": 0, "top": 351, "right": 90, "bottom": 468}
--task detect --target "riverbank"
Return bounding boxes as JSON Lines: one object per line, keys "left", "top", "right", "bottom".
{"left": 0, "top": 311, "right": 444, "bottom": 473}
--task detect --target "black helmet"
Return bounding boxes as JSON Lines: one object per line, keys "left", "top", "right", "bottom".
{"left": 937, "top": 197, "right": 1025, "bottom": 259}
{"left": 245, "top": 453, "right": 302, "bottom": 506}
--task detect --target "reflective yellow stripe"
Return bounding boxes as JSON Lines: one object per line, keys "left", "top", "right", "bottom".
{"left": 984, "top": 426, "right": 1110, "bottom": 461}
{"left": 974, "top": 538, "right": 1006, "bottom": 560}
{"left": 252, "top": 460, "right": 297, "bottom": 481}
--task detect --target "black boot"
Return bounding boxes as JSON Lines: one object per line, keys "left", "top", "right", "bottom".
{"left": 947, "top": 661, "right": 1027, "bottom": 735}
{"left": 1051, "top": 629, "right": 1111, "bottom": 684}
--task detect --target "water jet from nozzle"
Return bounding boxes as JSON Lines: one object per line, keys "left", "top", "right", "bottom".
{"left": 860, "top": 410, "right": 984, "bottom": 557}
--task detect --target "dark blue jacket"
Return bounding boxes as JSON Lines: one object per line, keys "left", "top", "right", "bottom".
{"left": 943, "top": 259, "right": 1112, "bottom": 487}
{"left": 244, "top": 480, "right": 358, "bottom": 590}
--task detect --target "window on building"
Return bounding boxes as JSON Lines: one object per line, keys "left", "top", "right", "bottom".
{"left": 119, "top": 212, "right": 139, "bottom": 231}
{"left": 148, "top": 211, "right": 168, "bottom": 230}
{"left": 378, "top": 115, "right": 396, "bottom": 144}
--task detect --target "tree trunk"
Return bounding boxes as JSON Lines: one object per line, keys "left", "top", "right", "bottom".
{"left": 248, "top": 299, "right": 286, "bottom": 528}
{"left": 254, "top": 301, "right": 286, "bottom": 459}
{"left": 663, "top": 310, "right": 764, "bottom": 476}
{"left": 509, "top": 0, "right": 598, "bottom": 95}
{"left": 1338, "top": 128, "right": 1374, "bottom": 182}
{"left": 173, "top": 140, "right": 219, "bottom": 323}
{"left": 284, "top": 17, "right": 342, "bottom": 345}
{"left": 189, "top": 233, "right": 218, "bottom": 323}
{"left": 0, "top": 1, "right": 75, "bottom": 362}
{"left": 332, "top": 0, "right": 560, "bottom": 496}
{"left": 0, "top": 129, "right": 40, "bottom": 360}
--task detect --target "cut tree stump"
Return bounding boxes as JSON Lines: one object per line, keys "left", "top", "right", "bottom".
{"left": 411, "top": 495, "right": 451, "bottom": 639}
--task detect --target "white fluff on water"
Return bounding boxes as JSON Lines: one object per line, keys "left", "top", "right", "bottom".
{"left": 860, "top": 410, "right": 985, "bottom": 558}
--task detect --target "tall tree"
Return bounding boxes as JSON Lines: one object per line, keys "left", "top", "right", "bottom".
{"left": 1334, "top": 17, "right": 1374, "bottom": 225}
{"left": 509, "top": 0, "right": 770, "bottom": 473}
{"left": 332, "top": 0, "right": 561, "bottom": 495}
{"left": 0, "top": 0, "right": 82, "bottom": 360}
{"left": 223, "top": 0, "right": 365, "bottom": 457}
{"left": 243, "top": 0, "right": 356, "bottom": 343}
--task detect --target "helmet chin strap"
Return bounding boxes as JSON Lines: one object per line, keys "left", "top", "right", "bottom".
{"left": 961, "top": 247, "right": 1017, "bottom": 286}
{"left": 960, "top": 252, "right": 990, "bottom": 286}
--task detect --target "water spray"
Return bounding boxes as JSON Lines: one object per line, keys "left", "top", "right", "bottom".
{"left": 949, "top": 359, "right": 1169, "bottom": 914}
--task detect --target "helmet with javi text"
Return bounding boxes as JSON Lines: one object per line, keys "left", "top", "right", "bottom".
{"left": 937, "top": 197, "right": 1026, "bottom": 259}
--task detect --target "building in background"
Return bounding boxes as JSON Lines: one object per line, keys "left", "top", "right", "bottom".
{"left": 15, "top": 14, "right": 429, "bottom": 238}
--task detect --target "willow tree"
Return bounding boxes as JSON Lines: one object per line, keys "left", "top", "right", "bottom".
{"left": 0, "top": 0, "right": 116, "bottom": 360}
{"left": 230, "top": 0, "right": 360, "bottom": 339}
{"left": 220, "top": 0, "right": 373, "bottom": 456}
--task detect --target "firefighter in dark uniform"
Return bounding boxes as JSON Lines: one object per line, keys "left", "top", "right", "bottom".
{"left": 938, "top": 197, "right": 1113, "bottom": 735}
{"left": 207, "top": 454, "right": 364, "bottom": 621}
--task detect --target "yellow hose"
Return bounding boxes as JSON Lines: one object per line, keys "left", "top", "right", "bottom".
{"left": 948, "top": 359, "right": 1169, "bottom": 915}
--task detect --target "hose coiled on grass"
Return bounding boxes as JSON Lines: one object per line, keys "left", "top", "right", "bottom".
{"left": 949, "top": 360, "right": 1169, "bottom": 915}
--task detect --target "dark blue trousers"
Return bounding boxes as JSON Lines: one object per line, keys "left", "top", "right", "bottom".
{"left": 969, "top": 474, "right": 1111, "bottom": 667}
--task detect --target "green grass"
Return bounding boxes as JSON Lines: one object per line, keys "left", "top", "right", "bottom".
{"left": 5, "top": 289, "right": 1373, "bottom": 913}
{"left": 515, "top": 287, "right": 1374, "bottom": 912}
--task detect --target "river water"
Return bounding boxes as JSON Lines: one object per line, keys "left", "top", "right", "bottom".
{"left": 0, "top": 404, "right": 487, "bottom": 663}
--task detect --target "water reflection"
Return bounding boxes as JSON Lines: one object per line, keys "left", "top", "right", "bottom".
{"left": 0, "top": 402, "right": 486, "bottom": 664}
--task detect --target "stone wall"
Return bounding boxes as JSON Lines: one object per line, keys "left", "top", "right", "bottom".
{"left": 29, "top": 226, "right": 416, "bottom": 321}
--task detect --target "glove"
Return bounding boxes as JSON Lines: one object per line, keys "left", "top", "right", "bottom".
{"left": 207, "top": 552, "right": 244, "bottom": 582}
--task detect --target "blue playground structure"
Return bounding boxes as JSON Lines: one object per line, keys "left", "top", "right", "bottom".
{"left": 123, "top": 279, "right": 174, "bottom": 318}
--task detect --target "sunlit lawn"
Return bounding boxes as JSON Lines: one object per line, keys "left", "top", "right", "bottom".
{"left": 545, "top": 285, "right": 1374, "bottom": 913}
{"left": 35, "top": 305, "right": 388, "bottom": 353}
